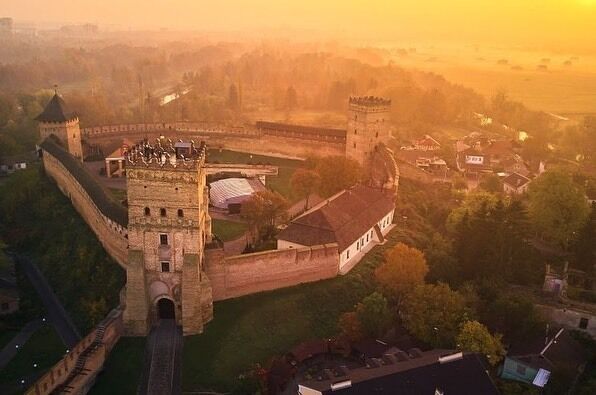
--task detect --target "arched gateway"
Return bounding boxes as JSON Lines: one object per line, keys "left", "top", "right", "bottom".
{"left": 157, "top": 298, "right": 175, "bottom": 319}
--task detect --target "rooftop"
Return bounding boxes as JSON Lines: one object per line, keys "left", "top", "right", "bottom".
{"left": 503, "top": 172, "right": 531, "bottom": 188}
{"left": 35, "top": 93, "right": 78, "bottom": 123}
{"left": 299, "top": 351, "right": 499, "bottom": 395}
{"left": 277, "top": 185, "right": 395, "bottom": 251}
{"left": 255, "top": 121, "right": 347, "bottom": 138}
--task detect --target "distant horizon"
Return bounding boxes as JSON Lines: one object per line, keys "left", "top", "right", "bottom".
{"left": 3, "top": 0, "right": 596, "bottom": 53}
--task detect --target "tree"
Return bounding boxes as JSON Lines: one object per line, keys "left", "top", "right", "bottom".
{"left": 338, "top": 311, "right": 364, "bottom": 341}
{"left": 290, "top": 169, "right": 321, "bottom": 210}
{"left": 446, "top": 191, "right": 499, "bottom": 233}
{"left": 400, "top": 283, "right": 471, "bottom": 347}
{"left": 375, "top": 243, "right": 428, "bottom": 301}
{"left": 456, "top": 321, "right": 505, "bottom": 366}
{"left": 479, "top": 174, "right": 502, "bottom": 193}
{"left": 573, "top": 204, "right": 596, "bottom": 272}
{"left": 355, "top": 292, "right": 393, "bottom": 338}
{"left": 241, "top": 190, "right": 289, "bottom": 243}
{"left": 528, "top": 171, "right": 590, "bottom": 248}
{"left": 453, "top": 199, "right": 533, "bottom": 283}
{"left": 313, "top": 156, "right": 362, "bottom": 197}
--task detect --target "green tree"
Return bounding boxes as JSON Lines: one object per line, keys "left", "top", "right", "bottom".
{"left": 314, "top": 156, "right": 362, "bottom": 197}
{"left": 528, "top": 171, "right": 590, "bottom": 248}
{"left": 400, "top": 283, "right": 471, "bottom": 347}
{"left": 572, "top": 204, "right": 596, "bottom": 272}
{"left": 241, "top": 190, "right": 289, "bottom": 243}
{"left": 479, "top": 174, "right": 503, "bottom": 193}
{"left": 446, "top": 191, "right": 499, "bottom": 233}
{"left": 375, "top": 243, "right": 428, "bottom": 302}
{"left": 355, "top": 292, "right": 393, "bottom": 338}
{"left": 456, "top": 320, "right": 505, "bottom": 366}
{"left": 290, "top": 168, "right": 320, "bottom": 210}
{"left": 338, "top": 311, "right": 364, "bottom": 342}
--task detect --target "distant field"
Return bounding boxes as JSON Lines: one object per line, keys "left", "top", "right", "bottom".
{"left": 392, "top": 43, "right": 596, "bottom": 115}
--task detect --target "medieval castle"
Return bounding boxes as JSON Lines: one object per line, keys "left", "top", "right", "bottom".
{"left": 36, "top": 94, "right": 399, "bottom": 337}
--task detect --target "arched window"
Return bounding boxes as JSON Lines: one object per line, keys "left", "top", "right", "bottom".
{"left": 353, "top": 142, "right": 356, "bottom": 148}
{"left": 160, "top": 208, "right": 166, "bottom": 217}
{"left": 354, "top": 129, "right": 357, "bottom": 135}
{"left": 177, "top": 209, "right": 184, "bottom": 218}
{"left": 144, "top": 207, "right": 150, "bottom": 216}
{"left": 376, "top": 132, "right": 379, "bottom": 138}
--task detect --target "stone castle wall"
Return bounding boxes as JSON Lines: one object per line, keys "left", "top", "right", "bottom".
{"left": 205, "top": 244, "right": 339, "bottom": 301}
{"left": 82, "top": 123, "right": 346, "bottom": 159}
{"left": 25, "top": 307, "right": 124, "bottom": 395}
{"left": 42, "top": 147, "right": 128, "bottom": 267}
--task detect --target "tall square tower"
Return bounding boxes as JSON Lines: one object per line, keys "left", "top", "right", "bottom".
{"left": 345, "top": 96, "right": 392, "bottom": 165}
{"left": 123, "top": 139, "right": 213, "bottom": 335}
{"left": 36, "top": 93, "right": 84, "bottom": 160}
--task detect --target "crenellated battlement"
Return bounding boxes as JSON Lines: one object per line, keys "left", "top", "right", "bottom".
{"left": 126, "top": 138, "right": 206, "bottom": 169}
{"left": 349, "top": 96, "right": 391, "bottom": 112}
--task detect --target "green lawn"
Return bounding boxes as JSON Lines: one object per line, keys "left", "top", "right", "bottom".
{"left": 182, "top": 227, "right": 406, "bottom": 392}
{"left": 207, "top": 149, "right": 304, "bottom": 201}
{"left": 211, "top": 219, "right": 248, "bottom": 242}
{"left": 0, "top": 325, "right": 65, "bottom": 387}
{"left": 89, "top": 337, "right": 146, "bottom": 395}
{"left": 108, "top": 188, "right": 127, "bottom": 202}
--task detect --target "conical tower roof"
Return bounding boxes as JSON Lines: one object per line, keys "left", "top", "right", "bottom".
{"left": 35, "top": 93, "right": 77, "bottom": 123}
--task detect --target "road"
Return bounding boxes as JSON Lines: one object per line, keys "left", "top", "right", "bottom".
{"left": 14, "top": 254, "right": 81, "bottom": 348}
{"left": 139, "top": 319, "right": 182, "bottom": 395}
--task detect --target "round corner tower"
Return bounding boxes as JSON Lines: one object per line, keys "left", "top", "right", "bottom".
{"left": 345, "top": 96, "right": 392, "bottom": 165}
{"left": 123, "top": 139, "right": 214, "bottom": 336}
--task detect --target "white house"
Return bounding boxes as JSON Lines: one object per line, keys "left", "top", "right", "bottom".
{"left": 503, "top": 172, "right": 531, "bottom": 195}
{"left": 277, "top": 185, "right": 395, "bottom": 274}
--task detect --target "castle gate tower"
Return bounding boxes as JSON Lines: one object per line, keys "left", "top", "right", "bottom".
{"left": 123, "top": 139, "right": 214, "bottom": 336}
{"left": 345, "top": 96, "right": 392, "bottom": 165}
{"left": 36, "top": 91, "right": 84, "bottom": 160}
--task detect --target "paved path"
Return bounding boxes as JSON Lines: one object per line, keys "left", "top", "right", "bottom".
{"left": 0, "top": 319, "right": 44, "bottom": 370}
{"left": 139, "top": 320, "right": 182, "bottom": 395}
{"left": 14, "top": 254, "right": 81, "bottom": 348}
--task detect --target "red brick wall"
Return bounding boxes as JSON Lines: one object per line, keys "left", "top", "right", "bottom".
{"left": 205, "top": 244, "right": 339, "bottom": 301}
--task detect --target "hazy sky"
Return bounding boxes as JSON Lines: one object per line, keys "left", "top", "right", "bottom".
{"left": 4, "top": 0, "right": 596, "bottom": 50}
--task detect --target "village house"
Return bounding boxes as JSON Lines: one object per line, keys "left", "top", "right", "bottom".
{"left": 500, "top": 328, "right": 588, "bottom": 389}
{"left": 277, "top": 185, "right": 395, "bottom": 274}
{"left": 412, "top": 134, "right": 441, "bottom": 151}
{"left": 0, "top": 152, "right": 37, "bottom": 176}
{"left": 503, "top": 172, "right": 532, "bottom": 195}
{"left": 297, "top": 351, "right": 499, "bottom": 395}
{"left": 455, "top": 134, "right": 525, "bottom": 176}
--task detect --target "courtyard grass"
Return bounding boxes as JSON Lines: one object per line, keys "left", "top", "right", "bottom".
{"left": 207, "top": 148, "right": 304, "bottom": 201}
{"left": 88, "top": 337, "right": 146, "bottom": 395}
{"left": 182, "top": 227, "right": 406, "bottom": 392}
{"left": 211, "top": 219, "right": 248, "bottom": 242}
